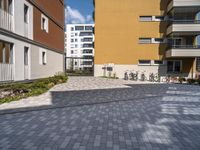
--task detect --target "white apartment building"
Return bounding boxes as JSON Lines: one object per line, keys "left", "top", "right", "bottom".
{"left": 65, "top": 24, "right": 94, "bottom": 71}
{"left": 0, "top": 0, "right": 65, "bottom": 82}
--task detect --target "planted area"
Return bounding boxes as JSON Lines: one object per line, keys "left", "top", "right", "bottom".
{"left": 0, "top": 73, "right": 68, "bottom": 104}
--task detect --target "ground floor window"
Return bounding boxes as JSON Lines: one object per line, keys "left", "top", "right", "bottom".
{"left": 167, "top": 60, "right": 181, "bottom": 73}
{"left": 0, "top": 41, "right": 13, "bottom": 64}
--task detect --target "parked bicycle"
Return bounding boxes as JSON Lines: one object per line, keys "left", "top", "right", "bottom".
{"left": 140, "top": 71, "right": 147, "bottom": 81}
{"left": 124, "top": 70, "right": 129, "bottom": 80}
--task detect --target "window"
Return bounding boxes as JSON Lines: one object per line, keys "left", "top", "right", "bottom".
{"left": 0, "top": 42, "right": 13, "bottom": 64}
{"left": 41, "top": 14, "right": 49, "bottom": 33}
{"left": 42, "top": 51, "right": 46, "bottom": 65}
{"left": 71, "top": 50, "right": 74, "bottom": 54}
{"left": 83, "top": 56, "right": 93, "bottom": 59}
{"left": 83, "top": 49, "right": 93, "bottom": 54}
{"left": 80, "top": 32, "right": 93, "bottom": 36}
{"left": 39, "top": 49, "right": 47, "bottom": 65}
{"left": 8, "top": 0, "right": 13, "bottom": 15}
{"left": 138, "top": 60, "right": 151, "bottom": 65}
{"left": 0, "top": 0, "right": 2, "bottom": 9}
{"left": 75, "top": 26, "right": 84, "bottom": 30}
{"left": 75, "top": 39, "right": 78, "bottom": 42}
{"left": 24, "top": 47, "right": 29, "bottom": 66}
{"left": 71, "top": 39, "right": 74, "bottom": 42}
{"left": 83, "top": 44, "right": 93, "bottom": 48}
{"left": 139, "top": 16, "right": 152, "bottom": 21}
{"left": 167, "top": 60, "right": 181, "bottom": 73}
{"left": 75, "top": 33, "right": 78, "bottom": 36}
{"left": 71, "top": 27, "right": 74, "bottom": 31}
{"left": 155, "top": 16, "right": 165, "bottom": 21}
{"left": 139, "top": 38, "right": 151, "bottom": 44}
{"left": 154, "top": 60, "right": 164, "bottom": 65}
{"left": 152, "top": 38, "right": 165, "bottom": 44}
{"left": 24, "top": 4, "right": 29, "bottom": 23}
{"left": 83, "top": 38, "right": 93, "bottom": 42}
{"left": 85, "top": 26, "right": 93, "bottom": 30}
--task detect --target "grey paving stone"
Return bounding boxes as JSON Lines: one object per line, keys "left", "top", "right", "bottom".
{"left": 0, "top": 77, "right": 199, "bottom": 150}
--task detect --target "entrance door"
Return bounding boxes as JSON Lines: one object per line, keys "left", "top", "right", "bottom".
{"left": 24, "top": 47, "right": 29, "bottom": 80}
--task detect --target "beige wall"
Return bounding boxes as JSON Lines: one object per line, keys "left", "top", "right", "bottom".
{"left": 94, "top": 0, "right": 164, "bottom": 65}
{"left": 94, "top": 0, "right": 196, "bottom": 77}
{"left": 31, "top": 45, "right": 64, "bottom": 79}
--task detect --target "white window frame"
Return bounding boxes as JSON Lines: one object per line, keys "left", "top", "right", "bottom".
{"left": 138, "top": 60, "right": 151, "bottom": 66}
{"left": 41, "top": 14, "right": 49, "bottom": 33}
{"left": 153, "top": 60, "right": 165, "bottom": 65}
{"left": 39, "top": 48, "right": 47, "bottom": 65}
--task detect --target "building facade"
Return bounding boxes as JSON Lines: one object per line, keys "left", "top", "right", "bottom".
{"left": 94, "top": 0, "right": 200, "bottom": 79}
{"left": 0, "top": 0, "right": 65, "bottom": 82}
{"left": 65, "top": 24, "right": 94, "bottom": 71}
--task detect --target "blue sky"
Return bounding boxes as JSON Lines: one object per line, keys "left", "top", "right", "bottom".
{"left": 64, "top": 0, "right": 94, "bottom": 24}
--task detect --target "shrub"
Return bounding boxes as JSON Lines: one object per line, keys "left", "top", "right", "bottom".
{"left": 178, "top": 77, "right": 186, "bottom": 84}
{"left": 0, "top": 73, "right": 68, "bottom": 104}
{"left": 187, "top": 78, "right": 196, "bottom": 84}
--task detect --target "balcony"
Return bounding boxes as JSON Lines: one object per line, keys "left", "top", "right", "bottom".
{"left": 167, "top": 0, "right": 200, "bottom": 12}
{"left": 166, "top": 45, "right": 200, "bottom": 57}
{"left": 0, "top": 8, "right": 14, "bottom": 32}
{"left": 167, "top": 20, "right": 200, "bottom": 35}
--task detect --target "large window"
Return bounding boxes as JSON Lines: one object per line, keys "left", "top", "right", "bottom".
{"left": 167, "top": 60, "right": 181, "bottom": 73}
{"left": 0, "top": 41, "right": 13, "bottom": 64}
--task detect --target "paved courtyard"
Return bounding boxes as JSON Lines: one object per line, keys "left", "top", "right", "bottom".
{"left": 0, "top": 77, "right": 200, "bottom": 150}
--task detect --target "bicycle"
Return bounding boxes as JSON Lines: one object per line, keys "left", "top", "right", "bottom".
{"left": 149, "top": 73, "right": 154, "bottom": 82}
{"left": 140, "top": 71, "right": 147, "bottom": 81}
{"left": 154, "top": 73, "right": 160, "bottom": 82}
{"left": 124, "top": 70, "right": 129, "bottom": 80}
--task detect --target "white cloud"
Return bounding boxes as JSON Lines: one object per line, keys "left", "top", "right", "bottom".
{"left": 65, "top": 6, "right": 93, "bottom": 24}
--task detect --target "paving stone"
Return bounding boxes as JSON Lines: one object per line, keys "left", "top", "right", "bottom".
{"left": 0, "top": 77, "right": 199, "bottom": 149}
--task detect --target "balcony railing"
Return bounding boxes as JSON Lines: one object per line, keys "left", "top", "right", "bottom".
{"left": 0, "top": 63, "right": 14, "bottom": 82}
{"left": 170, "top": 20, "right": 200, "bottom": 24}
{"left": 0, "top": 8, "right": 14, "bottom": 32}
{"left": 167, "top": 0, "right": 200, "bottom": 12}
{"left": 168, "top": 45, "right": 200, "bottom": 49}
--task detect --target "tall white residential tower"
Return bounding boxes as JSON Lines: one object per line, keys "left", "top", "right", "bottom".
{"left": 65, "top": 24, "right": 94, "bottom": 71}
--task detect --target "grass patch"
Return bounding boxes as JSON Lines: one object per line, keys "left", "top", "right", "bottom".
{"left": 0, "top": 73, "right": 68, "bottom": 104}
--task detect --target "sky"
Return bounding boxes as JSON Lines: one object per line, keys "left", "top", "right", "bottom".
{"left": 64, "top": 0, "right": 94, "bottom": 24}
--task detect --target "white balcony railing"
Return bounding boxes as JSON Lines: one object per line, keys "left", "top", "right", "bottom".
{"left": 0, "top": 63, "right": 14, "bottom": 82}
{"left": 167, "top": 0, "right": 200, "bottom": 12}
{"left": 167, "top": 23, "right": 200, "bottom": 35}
{"left": 0, "top": 8, "right": 14, "bottom": 32}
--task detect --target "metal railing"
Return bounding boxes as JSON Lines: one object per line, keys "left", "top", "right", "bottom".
{"left": 170, "top": 20, "right": 200, "bottom": 24}
{"left": 168, "top": 45, "right": 200, "bottom": 49}
{"left": 0, "top": 8, "right": 14, "bottom": 32}
{"left": 0, "top": 63, "right": 14, "bottom": 82}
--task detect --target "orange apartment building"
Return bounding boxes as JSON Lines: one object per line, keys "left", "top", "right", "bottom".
{"left": 94, "top": 0, "right": 200, "bottom": 79}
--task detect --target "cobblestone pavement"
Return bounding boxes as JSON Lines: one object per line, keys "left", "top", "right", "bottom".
{"left": 0, "top": 77, "right": 200, "bottom": 150}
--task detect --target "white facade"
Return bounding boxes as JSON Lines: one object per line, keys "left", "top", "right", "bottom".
{"left": 65, "top": 24, "right": 94, "bottom": 70}
{"left": 0, "top": 0, "right": 64, "bottom": 82}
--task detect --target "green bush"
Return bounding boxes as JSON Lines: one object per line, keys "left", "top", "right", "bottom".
{"left": 0, "top": 73, "right": 68, "bottom": 104}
